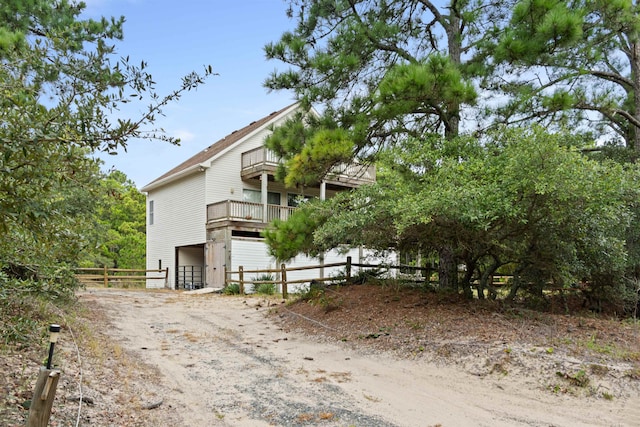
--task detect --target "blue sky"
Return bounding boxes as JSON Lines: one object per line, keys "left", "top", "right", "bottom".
{"left": 83, "top": 0, "right": 296, "bottom": 187}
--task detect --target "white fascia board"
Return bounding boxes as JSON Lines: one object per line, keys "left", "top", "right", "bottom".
{"left": 201, "top": 103, "right": 302, "bottom": 164}
{"left": 140, "top": 163, "right": 209, "bottom": 192}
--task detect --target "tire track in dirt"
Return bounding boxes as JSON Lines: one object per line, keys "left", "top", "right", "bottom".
{"left": 90, "top": 290, "right": 394, "bottom": 426}
{"left": 81, "top": 289, "right": 640, "bottom": 427}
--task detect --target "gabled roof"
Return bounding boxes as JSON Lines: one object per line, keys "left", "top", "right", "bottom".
{"left": 141, "top": 103, "right": 298, "bottom": 192}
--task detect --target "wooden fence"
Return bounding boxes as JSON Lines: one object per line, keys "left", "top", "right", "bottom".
{"left": 75, "top": 267, "right": 169, "bottom": 288}
{"left": 226, "top": 256, "right": 438, "bottom": 298}
{"left": 226, "top": 257, "right": 516, "bottom": 298}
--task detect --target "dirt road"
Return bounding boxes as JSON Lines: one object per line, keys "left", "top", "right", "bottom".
{"left": 76, "top": 288, "right": 640, "bottom": 427}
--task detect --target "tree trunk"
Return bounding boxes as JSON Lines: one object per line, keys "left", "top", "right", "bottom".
{"left": 461, "top": 258, "right": 475, "bottom": 299}
{"left": 435, "top": 5, "right": 464, "bottom": 292}
{"left": 438, "top": 245, "right": 458, "bottom": 290}
{"left": 444, "top": 5, "right": 462, "bottom": 140}
{"left": 632, "top": 40, "right": 640, "bottom": 160}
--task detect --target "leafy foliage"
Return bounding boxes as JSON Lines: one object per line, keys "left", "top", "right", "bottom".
{"left": 264, "top": 0, "right": 640, "bottom": 302}
{"left": 80, "top": 170, "right": 146, "bottom": 269}
{"left": 482, "top": 0, "right": 640, "bottom": 154}
{"left": 264, "top": 0, "right": 487, "bottom": 160}
{"left": 223, "top": 283, "right": 241, "bottom": 295}
{"left": 270, "top": 126, "right": 636, "bottom": 302}
{"left": 251, "top": 273, "right": 277, "bottom": 295}
{"left": 263, "top": 198, "right": 329, "bottom": 261}
{"left": 0, "top": 1, "right": 211, "bottom": 347}
{"left": 1, "top": 1, "right": 211, "bottom": 279}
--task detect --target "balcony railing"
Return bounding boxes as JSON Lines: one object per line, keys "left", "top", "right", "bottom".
{"left": 241, "top": 147, "right": 376, "bottom": 186}
{"left": 207, "top": 200, "right": 297, "bottom": 224}
{"left": 241, "top": 147, "right": 280, "bottom": 170}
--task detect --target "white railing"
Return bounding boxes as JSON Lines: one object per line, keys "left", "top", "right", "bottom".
{"left": 241, "top": 147, "right": 375, "bottom": 184}
{"left": 241, "top": 147, "right": 279, "bottom": 170}
{"left": 207, "top": 200, "right": 296, "bottom": 223}
{"left": 328, "top": 162, "right": 376, "bottom": 182}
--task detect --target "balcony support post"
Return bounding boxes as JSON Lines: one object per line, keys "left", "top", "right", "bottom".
{"left": 261, "top": 171, "right": 268, "bottom": 222}
{"left": 319, "top": 180, "right": 326, "bottom": 279}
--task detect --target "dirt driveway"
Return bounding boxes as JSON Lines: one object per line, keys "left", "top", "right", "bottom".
{"left": 72, "top": 288, "right": 640, "bottom": 427}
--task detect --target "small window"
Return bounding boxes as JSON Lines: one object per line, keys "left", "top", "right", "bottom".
{"left": 267, "top": 192, "right": 281, "bottom": 205}
{"left": 149, "top": 200, "right": 154, "bottom": 225}
{"left": 243, "top": 189, "right": 260, "bottom": 203}
{"left": 243, "top": 189, "right": 281, "bottom": 205}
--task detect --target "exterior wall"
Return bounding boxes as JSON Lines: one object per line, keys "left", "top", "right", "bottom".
{"left": 203, "top": 110, "right": 300, "bottom": 207}
{"left": 230, "top": 238, "right": 363, "bottom": 293}
{"left": 146, "top": 173, "right": 206, "bottom": 288}
{"left": 145, "top": 104, "right": 365, "bottom": 290}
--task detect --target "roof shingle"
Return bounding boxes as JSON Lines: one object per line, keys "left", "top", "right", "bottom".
{"left": 142, "top": 103, "right": 297, "bottom": 189}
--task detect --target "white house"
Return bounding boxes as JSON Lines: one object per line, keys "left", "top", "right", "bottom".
{"left": 141, "top": 103, "right": 376, "bottom": 290}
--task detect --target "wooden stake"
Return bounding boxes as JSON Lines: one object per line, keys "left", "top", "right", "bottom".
{"left": 27, "top": 368, "right": 60, "bottom": 427}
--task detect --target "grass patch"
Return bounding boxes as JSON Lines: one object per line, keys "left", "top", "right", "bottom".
{"left": 255, "top": 282, "right": 276, "bottom": 295}
{"left": 223, "top": 283, "right": 241, "bottom": 295}
{"left": 252, "top": 274, "right": 276, "bottom": 295}
{"left": 556, "top": 369, "right": 590, "bottom": 387}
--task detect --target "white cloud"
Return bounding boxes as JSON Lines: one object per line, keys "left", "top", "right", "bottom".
{"left": 171, "top": 129, "right": 195, "bottom": 142}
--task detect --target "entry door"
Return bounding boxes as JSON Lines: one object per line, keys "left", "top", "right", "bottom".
{"left": 206, "top": 241, "right": 226, "bottom": 287}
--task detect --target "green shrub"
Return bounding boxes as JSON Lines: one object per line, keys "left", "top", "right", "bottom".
{"left": 223, "top": 283, "right": 241, "bottom": 295}
{"left": 255, "top": 283, "right": 276, "bottom": 295}
{"left": 0, "top": 272, "right": 72, "bottom": 349}
{"left": 252, "top": 274, "right": 276, "bottom": 295}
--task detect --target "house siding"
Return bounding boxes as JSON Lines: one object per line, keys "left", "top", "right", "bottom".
{"left": 230, "top": 238, "right": 364, "bottom": 293}
{"left": 146, "top": 172, "right": 206, "bottom": 288}
{"left": 202, "top": 112, "right": 296, "bottom": 206}
{"left": 144, "top": 103, "right": 373, "bottom": 291}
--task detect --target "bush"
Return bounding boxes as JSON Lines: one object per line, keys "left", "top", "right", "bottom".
{"left": 253, "top": 274, "right": 276, "bottom": 295}
{"left": 0, "top": 271, "right": 73, "bottom": 349}
{"left": 223, "top": 283, "right": 241, "bottom": 295}
{"left": 255, "top": 283, "right": 276, "bottom": 295}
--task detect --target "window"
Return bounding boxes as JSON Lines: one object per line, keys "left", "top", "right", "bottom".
{"left": 243, "top": 189, "right": 281, "bottom": 205}
{"left": 149, "top": 200, "right": 154, "bottom": 225}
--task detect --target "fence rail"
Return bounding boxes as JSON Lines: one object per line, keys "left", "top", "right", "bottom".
{"left": 226, "top": 257, "right": 517, "bottom": 298}
{"left": 226, "top": 257, "right": 440, "bottom": 298}
{"left": 75, "top": 267, "right": 169, "bottom": 288}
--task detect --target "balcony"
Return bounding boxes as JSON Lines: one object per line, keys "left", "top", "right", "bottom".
{"left": 241, "top": 147, "right": 376, "bottom": 189}
{"left": 207, "top": 200, "right": 296, "bottom": 226}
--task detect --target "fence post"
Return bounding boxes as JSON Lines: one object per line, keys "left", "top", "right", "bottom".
{"left": 164, "top": 268, "right": 169, "bottom": 289}
{"left": 239, "top": 266, "right": 244, "bottom": 295}
{"left": 103, "top": 265, "right": 108, "bottom": 287}
{"left": 27, "top": 324, "right": 61, "bottom": 427}
{"left": 281, "top": 263, "right": 288, "bottom": 299}
{"left": 27, "top": 368, "right": 60, "bottom": 427}
{"left": 346, "top": 256, "right": 352, "bottom": 283}
{"left": 280, "top": 263, "right": 289, "bottom": 299}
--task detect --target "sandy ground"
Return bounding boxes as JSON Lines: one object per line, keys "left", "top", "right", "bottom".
{"left": 74, "top": 288, "right": 640, "bottom": 427}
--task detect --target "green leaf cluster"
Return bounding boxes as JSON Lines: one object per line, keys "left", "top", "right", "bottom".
{"left": 1, "top": 1, "right": 210, "bottom": 293}
{"left": 263, "top": 198, "right": 328, "bottom": 261}
{"left": 274, "top": 127, "right": 635, "bottom": 299}
{"left": 79, "top": 170, "right": 146, "bottom": 269}
{"left": 483, "top": 0, "right": 640, "bottom": 153}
